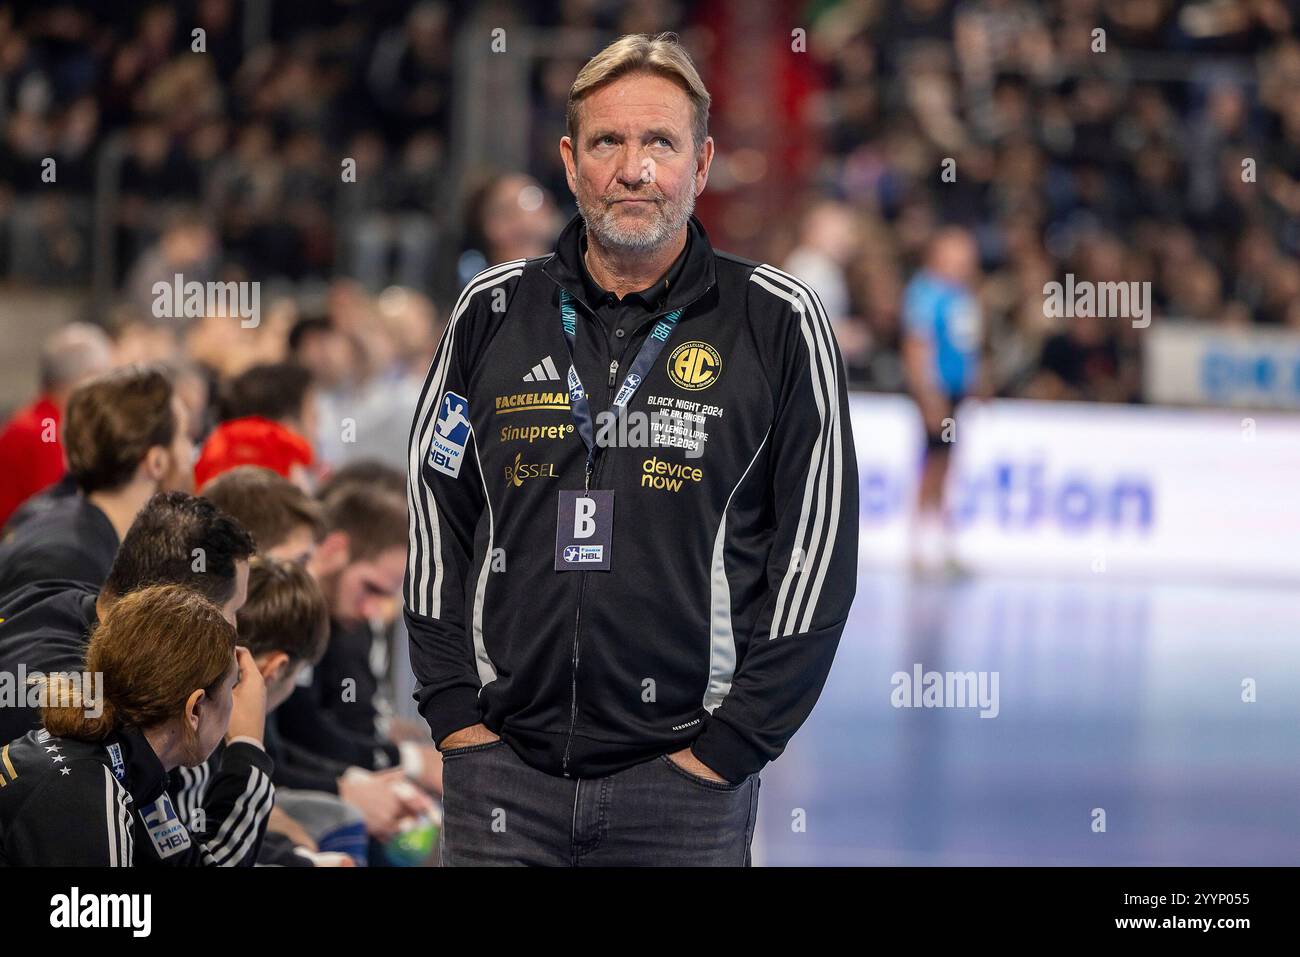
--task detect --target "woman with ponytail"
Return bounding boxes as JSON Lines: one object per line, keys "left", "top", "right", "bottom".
{"left": 0, "top": 584, "right": 273, "bottom": 866}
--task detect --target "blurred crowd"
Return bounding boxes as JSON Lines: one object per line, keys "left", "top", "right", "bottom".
{"left": 0, "top": 0, "right": 460, "bottom": 292}
{"left": 1, "top": 0, "right": 1297, "bottom": 418}
{"left": 779, "top": 0, "right": 1300, "bottom": 401}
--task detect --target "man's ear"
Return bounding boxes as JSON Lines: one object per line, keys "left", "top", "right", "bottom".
{"left": 559, "top": 135, "right": 578, "bottom": 195}
{"left": 140, "top": 445, "right": 170, "bottom": 485}
{"left": 309, "top": 530, "right": 350, "bottom": 578}
{"left": 255, "top": 651, "right": 291, "bottom": 685}
{"left": 695, "top": 136, "right": 714, "bottom": 195}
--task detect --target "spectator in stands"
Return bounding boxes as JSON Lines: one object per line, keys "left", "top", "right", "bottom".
{"left": 785, "top": 200, "right": 859, "bottom": 332}
{"left": 0, "top": 365, "right": 194, "bottom": 597}
{"left": 1029, "top": 311, "right": 1128, "bottom": 403}
{"left": 0, "top": 323, "right": 112, "bottom": 529}
{"left": 164, "top": 357, "right": 213, "bottom": 445}
{"left": 124, "top": 208, "right": 218, "bottom": 324}
{"left": 784, "top": 199, "right": 872, "bottom": 367}
{"left": 373, "top": 287, "right": 440, "bottom": 384}
{"left": 116, "top": 117, "right": 204, "bottom": 273}
{"left": 183, "top": 295, "right": 297, "bottom": 382}
{"left": 106, "top": 304, "right": 184, "bottom": 367}
{"left": 314, "top": 287, "right": 439, "bottom": 470}
{"left": 349, "top": 131, "right": 442, "bottom": 292}
{"left": 194, "top": 362, "right": 317, "bottom": 490}
{"left": 288, "top": 314, "right": 359, "bottom": 398}
{"left": 218, "top": 361, "right": 319, "bottom": 439}
{"left": 367, "top": 2, "right": 454, "bottom": 140}
{"left": 459, "top": 172, "right": 562, "bottom": 285}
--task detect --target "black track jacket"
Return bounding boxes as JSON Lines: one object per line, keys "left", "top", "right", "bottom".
{"left": 0, "top": 726, "right": 272, "bottom": 866}
{"left": 404, "top": 214, "right": 858, "bottom": 782}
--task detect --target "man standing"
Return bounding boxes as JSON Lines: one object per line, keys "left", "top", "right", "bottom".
{"left": 901, "top": 227, "right": 983, "bottom": 572}
{"left": 405, "top": 33, "right": 858, "bottom": 866}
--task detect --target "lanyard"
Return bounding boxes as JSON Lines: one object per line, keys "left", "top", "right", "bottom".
{"left": 559, "top": 288, "right": 683, "bottom": 489}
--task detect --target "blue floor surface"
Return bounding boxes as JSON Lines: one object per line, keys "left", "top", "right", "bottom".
{"left": 753, "top": 569, "right": 1300, "bottom": 865}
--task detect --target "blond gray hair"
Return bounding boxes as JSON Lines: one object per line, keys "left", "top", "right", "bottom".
{"left": 566, "top": 32, "right": 711, "bottom": 152}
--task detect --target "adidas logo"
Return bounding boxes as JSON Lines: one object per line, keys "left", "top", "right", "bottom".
{"left": 523, "top": 356, "right": 562, "bottom": 382}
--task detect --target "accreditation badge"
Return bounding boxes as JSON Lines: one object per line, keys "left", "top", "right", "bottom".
{"left": 554, "top": 489, "right": 614, "bottom": 572}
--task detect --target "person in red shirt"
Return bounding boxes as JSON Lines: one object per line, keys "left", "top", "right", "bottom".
{"left": 194, "top": 363, "right": 318, "bottom": 490}
{"left": 0, "top": 324, "right": 113, "bottom": 529}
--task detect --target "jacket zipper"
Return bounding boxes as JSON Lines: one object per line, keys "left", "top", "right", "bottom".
{"left": 561, "top": 457, "right": 596, "bottom": 777}
{"left": 558, "top": 287, "right": 714, "bottom": 778}
{"left": 563, "top": 561, "right": 586, "bottom": 776}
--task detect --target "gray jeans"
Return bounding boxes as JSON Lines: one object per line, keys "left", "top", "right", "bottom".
{"left": 440, "top": 739, "right": 761, "bottom": 866}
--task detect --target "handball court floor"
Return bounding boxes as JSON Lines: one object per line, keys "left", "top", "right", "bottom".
{"left": 751, "top": 568, "right": 1300, "bottom": 866}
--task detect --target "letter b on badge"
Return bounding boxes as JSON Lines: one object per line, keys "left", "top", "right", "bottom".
{"left": 555, "top": 489, "right": 613, "bottom": 571}
{"left": 574, "top": 497, "right": 597, "bottom": 538}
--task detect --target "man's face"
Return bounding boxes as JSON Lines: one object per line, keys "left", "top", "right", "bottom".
{"left": 220, "top": 559, "right": 251, "bottom": 625}
{"left": 266, "top": 523, "right": 318, "bottom": 567}
{"left": 329, "top": 545, "right": 407, "bottom": 626}
{"left": 159, "top": 395, "right": 196, "bottom": 493}
{"left": 561, "top": 72, "right": 713, "bottom": 253}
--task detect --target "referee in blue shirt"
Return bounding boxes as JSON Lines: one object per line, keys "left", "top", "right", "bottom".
{"left": 901, "top": 227, "right": 983, "bottom": 570}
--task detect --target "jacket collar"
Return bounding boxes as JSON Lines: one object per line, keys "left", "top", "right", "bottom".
{"left": 578, "top": 228, "right": 690, "bottom": 310}
{"left": 106, "top": 725, "right": 169, "bottom": 803}
{"left": 542, "top": 212, "right": 717, "bottom": 318}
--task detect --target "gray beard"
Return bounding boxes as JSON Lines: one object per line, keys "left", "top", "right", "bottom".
{"left": 577, "top": 187, "right": 696, "bottom": 254}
